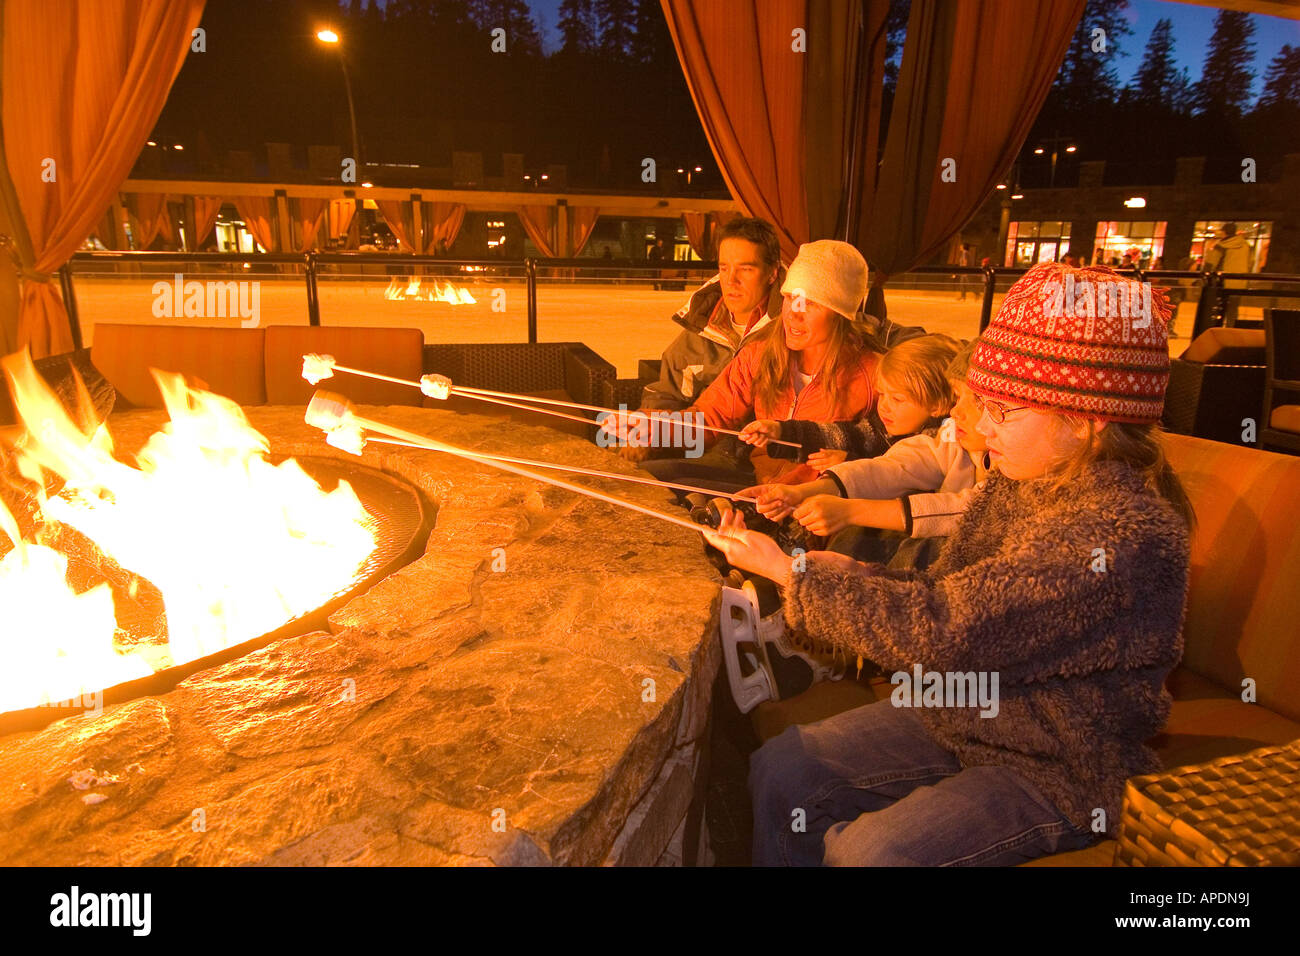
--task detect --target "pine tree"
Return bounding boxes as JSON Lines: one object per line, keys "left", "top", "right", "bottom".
{"left": 558, "top": 0, "right": 597, "bottom": 55}
{"left": 1130, "top": 18, "right": 1181, "bottom": 111}
{"left": 596, "top": 0, "right": 636, "bottom": 59}
{"left": 884, "top": 0, "right": 910, "bottom": 93}
{"left": 1051, "top": 0, "right": 1133, "bottom": 114}
{"left": 1194, "top": 9, "right": 1256, "bottom": 117}
{"left": 631, "top": 0, "right": 671, "bottom": 64}
{"left": 1257, "top": 43, "right": 1300, "bottom": 110}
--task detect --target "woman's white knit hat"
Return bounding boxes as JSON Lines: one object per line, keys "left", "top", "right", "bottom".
{"left": 780, "top": 240, "right": 869, "bottom": 319}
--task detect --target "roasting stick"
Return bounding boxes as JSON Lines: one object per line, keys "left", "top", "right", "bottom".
{"left": 364, "top": 436, "right": 757, "bottom": 503}
{"left": 306, "top": 392, "right": 713, "bottom": 535}
{"left": 300, "top": 353, "right": 802, "bottom": 450}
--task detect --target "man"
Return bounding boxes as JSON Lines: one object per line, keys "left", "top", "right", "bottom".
{"left": 626, "top": 217, "right": 785, "bottom": 463}
{"left": 1205, "top": 222, "right": 1251, "bottom": 325}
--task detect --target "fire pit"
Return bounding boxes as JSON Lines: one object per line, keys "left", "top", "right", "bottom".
{"left": 0, "top": 402, "right": 721, "bottom": 866}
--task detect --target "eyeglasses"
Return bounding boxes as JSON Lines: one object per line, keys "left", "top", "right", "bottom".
{"left": 973, "top": 394, "right": 1029, "bottom": 424}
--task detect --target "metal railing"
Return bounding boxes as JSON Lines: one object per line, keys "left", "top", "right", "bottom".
{"left": 61, "top": 252, "right": 1300, "bottom": 352}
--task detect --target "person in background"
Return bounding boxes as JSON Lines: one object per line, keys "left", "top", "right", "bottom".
{"left": 704, "top": 262, "right": 1190, "bottom": 867}
{"left": 1205, "top": 222, "right": 1251, "bottom": 326}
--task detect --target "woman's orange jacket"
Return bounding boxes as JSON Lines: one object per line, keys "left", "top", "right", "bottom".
{"left": 686, "top": 338, "right": 881, "bottom": 484}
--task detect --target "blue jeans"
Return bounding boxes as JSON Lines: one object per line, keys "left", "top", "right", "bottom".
{"left": 749, "top": 700, "right": 1096, "bottom": 866}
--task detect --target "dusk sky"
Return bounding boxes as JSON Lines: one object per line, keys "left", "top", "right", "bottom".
{"left": 524, "top": 0, "right": 1300, "bottom": 100}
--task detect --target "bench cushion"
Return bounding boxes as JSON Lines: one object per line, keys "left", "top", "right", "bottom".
{"left": 264, "top": 326, "right": 424, "bottom": 407}
{"left": 90, "top": 324, "right": 266, "bottom": 407}
{"left": 1162, "top": 433, "right": 1300, "bottom": 723}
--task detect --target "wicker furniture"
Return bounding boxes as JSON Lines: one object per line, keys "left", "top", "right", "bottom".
{"left": 1261, "top": 308, "right": 1300, "bottom": 454}
{"left": 1115, "top": 741, "right": 1300, "bottom": 866}
{"left": 1163, "top": 328, "right": 1266, "bottom": 445}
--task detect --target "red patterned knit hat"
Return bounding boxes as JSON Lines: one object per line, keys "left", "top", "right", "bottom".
{"left": 968, "top": 262, "right": 1173, "bottom": 424}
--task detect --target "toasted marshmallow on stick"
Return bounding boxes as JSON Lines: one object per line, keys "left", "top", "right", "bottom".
{"left": 419, "top": 373, "right": 453, "bottom": 400}
{"left": 324, "top": 423, "right": 367, "bottom": 456}
{"left": 305, "top": 390, "right": 354, "bottom": 431}
{"left": 302, "top": 353, "right": 337, "bottom": 385}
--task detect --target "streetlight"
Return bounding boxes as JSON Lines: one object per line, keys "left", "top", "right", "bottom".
{"left": 316, "top": 28, "right": 361, "bottom": 175}
{"left": 1030, "top": 132, "right": 1077, "bottom": 188}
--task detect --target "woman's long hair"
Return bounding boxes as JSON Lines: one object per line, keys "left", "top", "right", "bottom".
{"left": 752, "top": 307, "right": 876, "bottom": 415}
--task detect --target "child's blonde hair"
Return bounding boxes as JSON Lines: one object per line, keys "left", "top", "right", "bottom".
{"left": 945, "top": 339, "right": 977, "bottom": 385}
{"left": 877, "top": 333, "right": 961, "bottom": 410}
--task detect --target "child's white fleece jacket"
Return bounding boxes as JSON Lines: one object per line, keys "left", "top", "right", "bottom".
{"left": 824, "top": 422, "right": 991, "bottom": 538}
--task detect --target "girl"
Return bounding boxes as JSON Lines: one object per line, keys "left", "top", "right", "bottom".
{"left": 704, "top": 262, "right": 1192, "bottom": 866}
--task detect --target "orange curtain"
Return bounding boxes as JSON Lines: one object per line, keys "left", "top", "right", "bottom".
{"left": 682, "top": 212, "right": 709, "bottom": 258}
{"left": 422, "top": 201, "right": 466, "bottom": 254}
{"left": 0, "top": 0, "right": 206, "bottom": 357}
{"left": 859, "top": 0, "right": 1084, "bottom": 303}
{"left": 234, "top": 196, "right": 276, "bottom": 252}
{"left": 128, "top": 192, "right": 173, "bottom": 248}
{"left": 683, "top": 210, "right": 738, "bottom": 259}
{"left": 191, "top": 195, "right": 223, "bottom": 248}
{"left": 568, "top": 206, "right": 599, "bottom": 257}
{"left": 376, "top": 200, "right": 416, "bottom": 252}
{"left": 328, "top": 199, "right": 356, "bottom": 243}
{"left": 659, "top": 1, "right": 809, "bottom": 263}
{"left": 293, "top": 196, "right": 329, "bottom": 251}
{"left": 515, "top": 205, "right": 557, "bottom": 258}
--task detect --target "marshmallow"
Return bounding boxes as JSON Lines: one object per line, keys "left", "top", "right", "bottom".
{"left": 420, "top": 373, "right": 452, "bottom": 400}
{"left": 302, "top": 353, "right": 337, "bottom": 385}
{"left": 305, "top": 391, "right": 353, "bottom": 431}
{"left": 325, "top": 424, "right": 366, "bottom": 456}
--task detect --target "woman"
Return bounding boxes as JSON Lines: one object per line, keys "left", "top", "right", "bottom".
{"left": 607, "top": 240, "right": 882, "bottom": 492}
{"left": 704, "top": 262, "right": 1193, "bottom": 866}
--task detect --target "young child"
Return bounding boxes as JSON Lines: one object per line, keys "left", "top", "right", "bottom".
{"left": 739, "top": 333, "right": 960, "bottom": 473}
{"left": 745, "top": 340, "right": 988, "bottom": 568}
{"left": 704, "top": 262, "right": 1192, "bottom": 866}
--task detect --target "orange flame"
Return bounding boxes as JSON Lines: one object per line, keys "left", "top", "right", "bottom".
{"left": 0, "top": 351, "right": 376, "bottom": 714}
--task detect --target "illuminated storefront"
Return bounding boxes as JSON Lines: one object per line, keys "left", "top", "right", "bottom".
{"left": 1005, "top": 221, "right": 1072, "bottom": 267}
{"left": 1092, "top": 221, "right": 1167, "bottom": 266}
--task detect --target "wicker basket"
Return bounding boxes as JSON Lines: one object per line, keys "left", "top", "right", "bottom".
{"left": 1115, "top": 741, "right": 1300, "bottom": 866}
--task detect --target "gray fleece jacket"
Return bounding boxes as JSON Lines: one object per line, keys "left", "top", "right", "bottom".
{"left": 782, "top": 460, "right": 1191, "bottom": 835}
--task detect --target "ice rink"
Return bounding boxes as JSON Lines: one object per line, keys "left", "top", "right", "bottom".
{"left": 71, "top": 274, "right": 1205, "bottom": 380}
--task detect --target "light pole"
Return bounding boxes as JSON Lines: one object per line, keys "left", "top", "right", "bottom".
{"left": 1031, "top": 132, "right": 1077, "bottom": 188}
{"left": 316, "top": 29, "right": 361, "bottom": 174}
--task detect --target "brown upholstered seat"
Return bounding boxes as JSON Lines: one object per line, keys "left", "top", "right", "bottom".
{"left": 1269, "top": 404, "right": 1300, "bottom": 433}
{"left": 264, "top": 326, "right": 425, "bottom": 407}
{"left": 90, "top": 324, "right": 267, "bottom": 407}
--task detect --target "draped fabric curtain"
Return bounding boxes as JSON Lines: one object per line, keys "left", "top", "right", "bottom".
{"left": 0, "top": 0, "right": 204, "bottom": 356}
{"left": 567, "top": 206, "right": 599, "bottom": 258}
{"left": 191, "top": 195, "right": 223, "bottom": 249}
{"left": 292, "top": 196, "right": 329, "bottom": 251}
{"left": 682, "top": 212, "right": 709, "bottom": 259}
{"left": 515, "top": 205, "right": 557, "bottom": 258}
{"left": 660, "top": 0, "right": 1082, "bottom": 316}
{"left": 422, "top": 201, "right": 466, "bottom": 254}
{"left": 234, "top": 196, "right": 276, "bottom": 252}
{"left": 659, "top": 1, "right": 809, "bottom": 264}
{"left": 128, "top": 192, "right": 172, "bottom": 249}
{"left": 328, "top": 198, "right": 356, "bottom": 244}
{"left": 376, "top": 200, "right": 415, "bottom": 251}
{"left": 859, "top": 0, "right": 1084, "bottom": 313}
